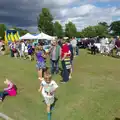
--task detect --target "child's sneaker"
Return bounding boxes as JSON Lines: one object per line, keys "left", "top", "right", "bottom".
{"left": 60, "top": 80, "right": 66, "bottom": 83}
{"left": 50, "top": 105, "right": 54, "bottom": 111}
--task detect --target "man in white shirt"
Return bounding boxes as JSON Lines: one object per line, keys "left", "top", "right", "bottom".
{"left": 21, "top": 41, "right": 25, "bottom": 58}
{"left": 70, "top": 37, "right": 77, "bottom": 57}
{"left": 100, "top": 37, "right": 108, "bottom": 54}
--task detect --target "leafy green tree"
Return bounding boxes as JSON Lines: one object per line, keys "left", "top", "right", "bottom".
{"left": 110, "top": 21, "right": 120, "bottom": 36}
{"left": 0, "top": 24, "right": 7, "bottom": 39}
{"left": 37, "top": 8, "right": 54, "bottom": 36}
{"left": 65, "top": 21, "right": 77, "bottom": 38}
{"left": 54, "top": 21, "right": 63, "bottom": 38}
{"left": 82, "top": 26, "right": 96, "bottom": 37}
{"left": 76, "top": 32, "right": 84, "bottom": 38}
{"left": 80, "top": 24, "right": 109, "bottom": 38}
{"left": 98, "top": 22, "right": 108, "bottom": 28}
{"left": 94, "top": 25, "right": 108, "bottom": 37}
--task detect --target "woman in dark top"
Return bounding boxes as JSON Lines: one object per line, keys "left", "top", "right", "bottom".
{"left": 28, "top": 44, "right": 34, "bottom": 61}
{"left": 67, "top": 40, "right": 73, "bottom": 79}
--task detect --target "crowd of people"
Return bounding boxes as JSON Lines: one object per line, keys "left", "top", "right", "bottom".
{"left": 84, "top": 36, "right": 120, "bottom": 57}
{"left": 1, "top": 36, "right": 120, "bottom": 120}
{"left": 35, "top": 37, "right": 78, "bottom": 83}
{"left": 0, "top": 37, "right": 79, "bottom": 82}
{"left": 0, "top": 37, "right": 79, "bottom": 120}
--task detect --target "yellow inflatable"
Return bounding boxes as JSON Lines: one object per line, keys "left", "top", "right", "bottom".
{"left": 4, "top": 29, "right": 20, "bottom": 44}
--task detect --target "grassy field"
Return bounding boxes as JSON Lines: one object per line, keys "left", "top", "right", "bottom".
{"left": 0, "top": 50, "right": 120, "bottom": 120}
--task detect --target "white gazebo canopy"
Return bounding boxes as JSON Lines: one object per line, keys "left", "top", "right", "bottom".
{"left": 20, "top": 33, "right": 37, "bottom": 40}
{"left": 36, "top": 32, "right": 53, "bottom": 40}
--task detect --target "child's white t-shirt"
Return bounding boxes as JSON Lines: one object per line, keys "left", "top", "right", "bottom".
{"left": 41, "top": 80, "right": 58, "bottom": 98}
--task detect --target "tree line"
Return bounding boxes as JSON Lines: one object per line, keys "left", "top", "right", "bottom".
{"left": 37, "top": 8, "right": 120, "bottom": 38}
{"left": 0, "top": 8, "right": 120, "bottom": 39}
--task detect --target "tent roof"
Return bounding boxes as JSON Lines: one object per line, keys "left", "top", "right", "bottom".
{"left": 36, "top": 32, "right": 53, "bottom": 40}
{"left": 20, "top": 33, "right": 37, "bottom": 40}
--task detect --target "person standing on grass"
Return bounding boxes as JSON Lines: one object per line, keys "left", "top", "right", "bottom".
{"left": 100, "top": 37, "right": 109, "bottom": 55}
{"left": 0, "top": 40, "right": 2, "bottom": 55}
{"left": 16, "top": 41, "right": 22, "bottom": 58}
{"left": 49, "top": 40, "right": 61, "bottom": 75}
{"left": 35, "top": 45, "right": 46, "bottom": 81}
{"left": 38, "top": 73, "right": 58, "bottom": 120}
{"left": 21, "top": 40, "right": 25, "bottom": 58}
{"left": 24, "top": 43, "right": 28, "bottom": 59}
{"left": 70, "top": 37, "right": 77, "bottom": 57}
{"left": 9, "top": 42, "right": 14, "bottom": 57}
{"left": 76, "top": 39, "right": 79, "bottom": 56}
{"left": 67, "top": 39, "right": 73, "bottom": 79}
{"left": 91, "top": 38, "right": 96, "bottom": 55}
{"left": 115, "top": 37, "right": 120, "bottom": 56}
{"left": 28, "top": 44, "right": 34, "bottom": 61}
{"left": 0, "top": 41, "right": 5, "bottom": 55}
{"left": 60, "top": 39, "right": 71, "bottom": 83}
{"left": 109, "top": 37, "right": 116, "bottom": 56}
{"left": 10, "top": 42, "right": 17, "bottom": 58}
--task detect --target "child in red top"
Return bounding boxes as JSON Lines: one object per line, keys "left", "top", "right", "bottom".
{"left": 60, "top": 40, "right": 71, "bottom": 83}
{"left": 61, "top": 43, "right": 71, "bottom": 60}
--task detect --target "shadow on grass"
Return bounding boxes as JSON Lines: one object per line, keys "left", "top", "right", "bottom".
{"left": 42, "top": 97, "right": 58, "bottom": 110}
{"left": 50, "top": 97, "right": 58, "bottom": 119}
{"left": 51, "top": 97, "right": 58, "bottom": 110}
{"left": 87, "top": 51, "right": 91, "bottom": 54}
{"left": 111, "top": 55, "right": 120, "bottom": 59}
{"left": 87, "top": 51, "right": 98, "bottom": 55}
{"left": 115, "top": 118, "right": 120, "bottom": 120}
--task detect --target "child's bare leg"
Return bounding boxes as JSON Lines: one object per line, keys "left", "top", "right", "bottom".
{"left": 29, "top": 55, "right": 32, "bottom": 61}
{"left": 47, "top": 104, "right": 50, "bottom": 113}
{"left": 14, "top": 53, "right": 17, "bottom": 58}
{"left": 38, "top": 69, "right": 43, "bottom": 81}
{"left": 47, "top": 104, "right": 51, "bottom": 120}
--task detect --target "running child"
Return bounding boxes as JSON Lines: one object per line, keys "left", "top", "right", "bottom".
{"left": 38, "top": 73, "right": 58, "bottom": 120}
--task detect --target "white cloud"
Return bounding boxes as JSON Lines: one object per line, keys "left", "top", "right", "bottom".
{"left": 53, "top": 4, "right": 120, "bottom": 31}
{"left": 60, "top": 4, "right": 95, "bottom": 18}
{"left": 0, "top": 0, "right": 120, "bottom": 33}
{"left": 96, "top": 0, "right": 119, "bottom": 2}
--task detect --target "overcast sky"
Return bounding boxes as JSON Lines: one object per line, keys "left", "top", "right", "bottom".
{"left": 0, "top": 0, "right": 120, "bottom": 33}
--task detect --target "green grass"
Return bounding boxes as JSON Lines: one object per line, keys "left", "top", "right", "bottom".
{"left": 0, "top": 50, "right": 120, "bottom": 120}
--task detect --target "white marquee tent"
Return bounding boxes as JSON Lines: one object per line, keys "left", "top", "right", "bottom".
{"left": 36, "top": 32, "right": 54, "bottom": 40}
{"left": 20, "top": 33, "right": 37, "bottom": 40}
